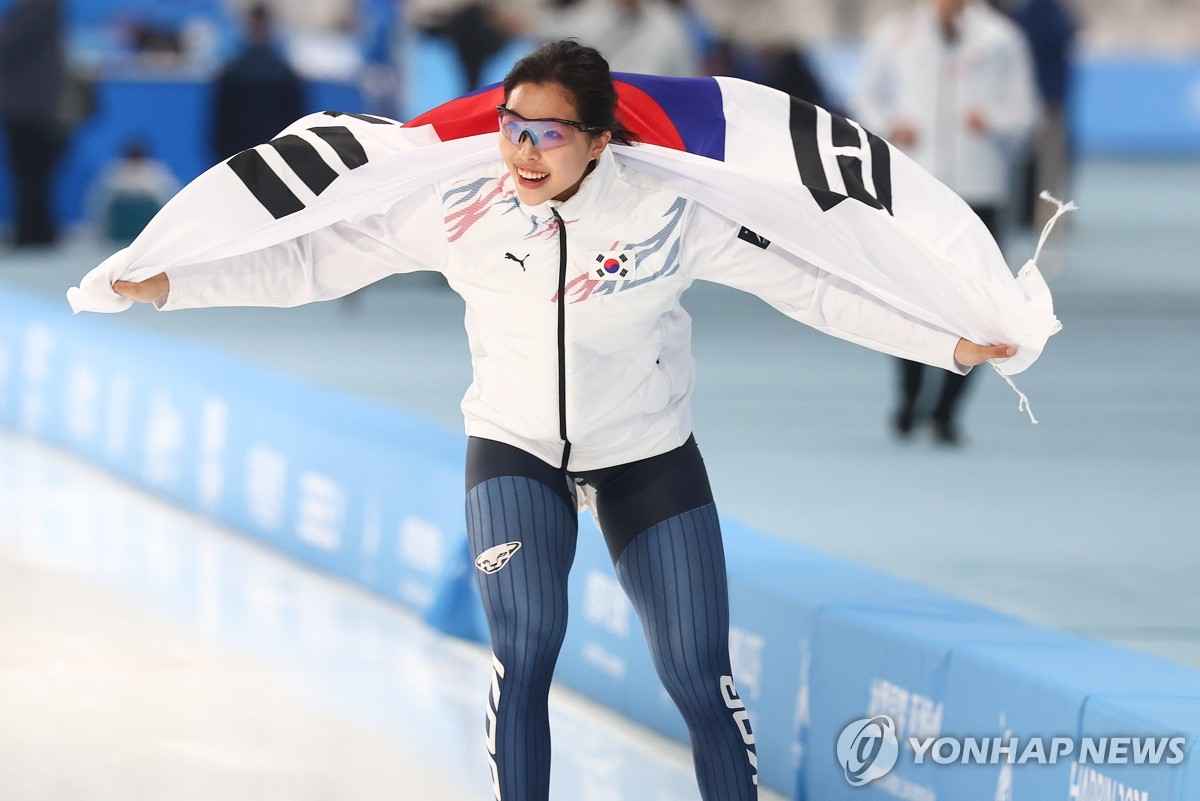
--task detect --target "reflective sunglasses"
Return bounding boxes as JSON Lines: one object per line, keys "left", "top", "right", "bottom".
{"left": 496, "top": 105, "right": 604, "bottom": 151}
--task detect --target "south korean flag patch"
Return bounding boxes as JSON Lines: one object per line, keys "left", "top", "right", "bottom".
{"left": 594, "top": 251, "right": 634, "bottom": 281}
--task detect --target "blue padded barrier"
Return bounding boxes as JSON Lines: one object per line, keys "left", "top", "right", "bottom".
{"left": 1079, "top": 695, "right": 1200, "bottom": 800}
{"left": 0, "top": 285, "right": 482, "bottom": 643}
{"left": 804, "top": 608, "right": 1200, "bottom": 800}
{"left": 725, "top": 526, "right": 960, "bottom": 794}
{"left": 805, "top": 602, "right": 1067, "bottom": 800}
{"left": 938, "top": 642, "right": 1200, "bottom": 800}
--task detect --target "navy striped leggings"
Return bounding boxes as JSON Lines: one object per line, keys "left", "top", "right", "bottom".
{"left": 465, "top": 436, "right": 758, "bottom": 801}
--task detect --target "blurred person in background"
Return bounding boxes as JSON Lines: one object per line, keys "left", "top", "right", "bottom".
{"left": 704, "top": 38, "right": 829, "bottom": 109}
{"left": 414, "top": 0, "right": 516, "bottom": 91}
{"left": 358, "top": 0, "right": 402, "bottom": 118}
{"left": 211, "top": 3, "right": 305, "bottom": 162}
{"left": 537, "top": 0, "right": 700, "bottom": 77}
{"left": 88, "top": 140, "right": 180, "bottom": 244}
{"left": 118, "top": 0, "right": 220, "bottom": 68}
{"left": 689, "top": 0, "right": 833, "bottom": 46}
{"left": 223, "top": 0, "right": 364, "bottom": 84}
{"left": 757, "top": 42, "right": 829, "bottom": 107}
{"left": 408, "top": 0, "right": 566, "bottom": 92}
{"left": 690, "top": 0, "right": 830, "bottom": 110}
{"left": 224, "top": 0, "right": 357, "bottom": 33}
{"left": 852, "top": 0, "right": 1038, "bottom": 445}
{"left": 411, "top": 0, "right": 700, "bottom": 92}
{"left": 0, "top": 0, "right": 67, "bottom": 247}
{"left": 989, "top": 0, "right": 1078, "bottom": 230}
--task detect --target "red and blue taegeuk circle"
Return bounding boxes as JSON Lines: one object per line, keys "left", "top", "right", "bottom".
{"left": 603, "top": 258, "right": 622, "bottom": 274}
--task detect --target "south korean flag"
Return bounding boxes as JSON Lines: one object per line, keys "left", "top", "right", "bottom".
{"left": 594, "top": 251, "right": 633, "bottom": 281}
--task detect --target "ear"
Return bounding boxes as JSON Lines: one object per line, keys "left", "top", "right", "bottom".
{"left": 590, "top": 130, "right": 612, "bottom": 160}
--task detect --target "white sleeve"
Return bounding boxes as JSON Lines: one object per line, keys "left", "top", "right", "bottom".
{"left": 681, "top": 202, "right": 966, "bottom": 373}
{"left": 159, "top": 186, "right": 447, "bottom": 310}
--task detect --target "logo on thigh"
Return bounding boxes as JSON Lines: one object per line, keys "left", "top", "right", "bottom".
{"left": 722, "top": 675, "right": 759, "bottom": 785}
{"left": 475, "top": 541, "right": 522, "bottom": 574}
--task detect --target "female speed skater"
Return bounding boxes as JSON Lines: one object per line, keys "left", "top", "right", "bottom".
{"left": 77, "top": 39, "right": 1055, "bottom": 801}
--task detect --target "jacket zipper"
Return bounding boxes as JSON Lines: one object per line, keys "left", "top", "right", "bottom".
{"left": 551, "top": 207, "right": 571, "bottom": 469}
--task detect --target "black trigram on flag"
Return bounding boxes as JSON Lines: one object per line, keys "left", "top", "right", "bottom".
{"left": 789, "top": 98, "right": 893, "bottom": 216}
{"left": 227, "top": 123, "right": 371, "bottom": 219}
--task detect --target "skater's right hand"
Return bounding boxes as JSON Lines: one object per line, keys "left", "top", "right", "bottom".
{"left": 954, "top": 338, "right": 1016, "bottom": 368}
{"left": 113, "top": 273, "right": 169, "bottom": 304}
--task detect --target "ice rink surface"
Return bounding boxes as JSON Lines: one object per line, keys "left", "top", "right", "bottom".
{"left": 1, "top": 157, "right": 1198, "bottom": 798}
{"left": 0, "top": 430, "right": 787, "bottom": 801}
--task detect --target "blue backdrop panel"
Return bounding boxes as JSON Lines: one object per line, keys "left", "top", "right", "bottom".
{"left": 0, "top": 77, "right": 362, "bottom": 229}
{"left": 2, "top": 51, "right": 1198, "bottom": 229}
{"left": 64, "top": 0, "right": 228, "bottom": 29}
{"left": 1073, "top": 55, "right": 1200, "bottom": 157}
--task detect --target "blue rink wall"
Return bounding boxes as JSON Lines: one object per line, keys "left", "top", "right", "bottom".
{"left": 2, "top": 284, "right": 1199, "bottom": 800}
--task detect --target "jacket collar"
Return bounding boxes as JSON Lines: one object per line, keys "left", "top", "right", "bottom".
{"left": 524, "top": 146, "right": 619, "bottom": 220}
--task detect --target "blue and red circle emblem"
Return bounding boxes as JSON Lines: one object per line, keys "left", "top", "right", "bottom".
{"left": 603, "top": 258, "right": 622, "bottom": 274}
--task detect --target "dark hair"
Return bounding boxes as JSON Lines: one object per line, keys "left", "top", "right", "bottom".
{"left": 503, "top": 40, "right": 637, "bottom": 145}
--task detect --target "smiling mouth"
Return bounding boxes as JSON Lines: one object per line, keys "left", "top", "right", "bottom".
{"left": 516, "top": 167, "right": 549, "bottom": 184}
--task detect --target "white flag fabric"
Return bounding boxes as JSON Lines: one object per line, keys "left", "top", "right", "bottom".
{"left": 68, "top": 74, "right": 1060, "bottom": 378}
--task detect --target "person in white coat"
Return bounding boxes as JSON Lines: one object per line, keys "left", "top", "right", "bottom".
{"left": 852, "top": 0, "right": 1038, "bottom": 444}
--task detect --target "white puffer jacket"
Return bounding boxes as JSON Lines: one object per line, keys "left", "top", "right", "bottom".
{"left": 162, "top": 147, "right": 962, "bottom": 471}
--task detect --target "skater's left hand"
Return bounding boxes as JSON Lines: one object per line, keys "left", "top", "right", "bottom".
{"left": 955, "top": 338, "right": 1016, "bottom": 368}
{"left": 113, "top": 272, "right": 169, "bottom": 304}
